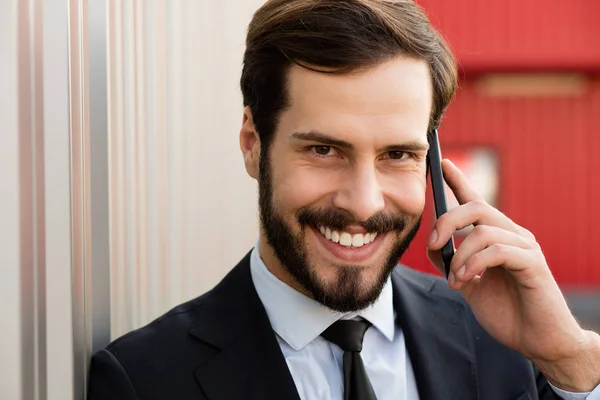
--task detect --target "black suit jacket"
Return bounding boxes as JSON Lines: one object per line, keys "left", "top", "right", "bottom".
{"left": 88, "top": 252, "right": 561, "bottom": 400}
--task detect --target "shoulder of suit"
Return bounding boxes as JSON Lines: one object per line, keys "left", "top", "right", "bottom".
{"left": 393, "top": 264, "right": 467, "bottom": 305}
{"left": 104, "top": 284, "right": 223, "bottom": 355}
{"left": 104, "top": 256, "right": 253, "bottom": 354}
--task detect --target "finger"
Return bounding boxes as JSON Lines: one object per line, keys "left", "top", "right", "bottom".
{"left": 454, "top": 244, "right": 540, "bottom": 285}
{"left": 429, "top": 201, "right": 520, "bottom": 250}
{"left": 516, "top": 226, "right": 537, "bottom": 242}
{"left": 450, "top": 225, "right": 533, "bottom": 275}
{"left": 441, "top": 159, "right": 484, "bottom": 205}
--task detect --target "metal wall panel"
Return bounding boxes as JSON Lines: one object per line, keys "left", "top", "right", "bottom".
{"left": 0, "top": 2, "right": 24, "bottom": 398}
{"left": 1, "top": 0, "right": 96, "bottom": 398}
{"left": 69, "top": 0, "right": 112, "bottom": 395}
{"left": 44, "top": 0, "right": 77, "bottom": 398}
{"left": 106, "top": 0, "right": 266, "bottom": 339}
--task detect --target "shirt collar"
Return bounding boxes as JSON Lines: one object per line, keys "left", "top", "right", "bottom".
{"left": 249, "top": 243, "right": 395, "bottom": 351}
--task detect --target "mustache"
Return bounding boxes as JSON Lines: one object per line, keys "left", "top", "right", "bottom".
{"left": 297, "top": 207, "right": 407, "bottom": 233}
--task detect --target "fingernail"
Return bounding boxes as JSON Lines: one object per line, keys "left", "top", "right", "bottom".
{"left": 429, "top": 229, "right": 438, "bottom": 246}
{"left": 448, "top": 272, "right": 456, "bottom": 286}
{"left": 457, "top": 265, "right": 466, "bottom": 278}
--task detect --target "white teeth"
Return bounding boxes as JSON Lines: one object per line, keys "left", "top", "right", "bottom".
{"left": 339, "top": 232, "right": 352, "bottom": 246}
{"left": 351, "top": 234, "right": 364, "bottom": 247}
{"left": 319, "top": 226, "right": 377, "bottom": 248}
{"left": 331, "top": 230, "right": 340, "bottom": 243}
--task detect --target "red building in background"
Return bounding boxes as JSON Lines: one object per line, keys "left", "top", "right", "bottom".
{"left": 401, "top": 0, "right": 600, "bottom": 289}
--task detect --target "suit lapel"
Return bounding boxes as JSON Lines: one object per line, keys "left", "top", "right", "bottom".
{"left": 392, "top": 268, "right": 479, "bottom": 400}
{"left": 191, "top": 254, "right": 301, "bottom": 400}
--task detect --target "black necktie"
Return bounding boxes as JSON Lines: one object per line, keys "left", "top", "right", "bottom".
{"left": 321, "top": 320, "right": 377, "bottom": 400}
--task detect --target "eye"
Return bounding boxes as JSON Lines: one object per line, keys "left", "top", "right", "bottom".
{"left": 388, "top": 150, "right": 409, "bottom": 160}
{"left": 312, "top": 146, "right": 334, "bottom": 156}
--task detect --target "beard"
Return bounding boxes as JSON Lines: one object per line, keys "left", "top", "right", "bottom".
{"left": 258, "top": 152, "right": 422, "bottom": 312}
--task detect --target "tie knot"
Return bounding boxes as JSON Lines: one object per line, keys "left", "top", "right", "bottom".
{"left": 321, "top": 320, "right": 371, "bottom": 352}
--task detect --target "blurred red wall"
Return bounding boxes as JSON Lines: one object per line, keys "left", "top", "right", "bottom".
{"left": 401, "top": 0, "right": 600, "bottom": 287}
{"left": 416, "top": 0, "right": 600, "bottom": 72}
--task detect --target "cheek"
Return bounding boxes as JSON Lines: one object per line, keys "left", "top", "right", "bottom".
{"left": 383, "top": 174, "right": 427, "bottom": 217}
{"left": 272, "top": 166, "right": 337, "bottom": 213}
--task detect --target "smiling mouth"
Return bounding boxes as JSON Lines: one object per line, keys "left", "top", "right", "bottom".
{"left": 317, "top": 226, "right": 378, "bottom": 248}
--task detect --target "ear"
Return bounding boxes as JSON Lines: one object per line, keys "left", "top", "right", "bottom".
{"left": 239, "top": 106, "right": 260, "bottom": 179}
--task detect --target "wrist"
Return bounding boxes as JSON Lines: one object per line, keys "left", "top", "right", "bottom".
{"left": 534, "top": 330, "right": 600, "bottom": 392}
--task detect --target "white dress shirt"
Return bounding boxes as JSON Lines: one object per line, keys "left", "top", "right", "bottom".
{"left": 249, "top": 244, "right": 599, "bottom": 400}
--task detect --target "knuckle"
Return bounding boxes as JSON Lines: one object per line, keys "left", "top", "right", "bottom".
{"left": 530, "top": 240, "right": 542, "bottom": 252}
{"left": 473, "top": 224, "right": 489, "bottom": 236}
{"left": 436, "top": 213, "right": 448, "bottom": 226}
{"left": 520, "top": 227, "right": 536, "bottom": 241}
{"left": 466, "top": 252, "right": 482, "bottom": 269}
{"left": 490, "top": 243, "right": 507, "bottom": 257}
{"left": 470, "top": 199, "right": 488, "bottom": 212}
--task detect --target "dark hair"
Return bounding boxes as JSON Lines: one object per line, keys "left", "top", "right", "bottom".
{"left": 241, "top": 0, "right": 457, "bottom": 150}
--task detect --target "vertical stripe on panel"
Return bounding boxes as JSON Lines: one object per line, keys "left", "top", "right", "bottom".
{"left": 168, "top": 0, "right": 185, "bottom": 306}
{"left": 557, "top": 97, "right": 573, "bottom": 282}
{"left": 561, "top": 97, "right": 576, "bottom": 283}
{"left": 572, "top": 94, "right": 587, "bottom": 285}
{"left": 68, "top": 0, "right": 86, "bottom": 396}
{"left": 107, "top": 0, "right": 117, "bottom": 338}
{"left": 118, "top": 0, "right": 129, "bottom": 335}
{"left": 0, "top": 0, "right": 22, "bottom": 395}
{"left": 89, "top": 0, "right": 111, "bottom": 353}
{"left": 109, "top": 0, "right": 126, "bottom": 339}
{"left": 107, "top": 0, "right": 116, "bottom": 339}
{"left": 539, "top": 97, "right": 558, "bottom": 278}
{"left": 80, "top": 0, "right": 93, "bottom": 360}
{"left": 32, "top": 0, "right": 47, "bottom": 396}
{"left": 43, "top": 0, "right": 75, "bottom": 396}
{"left": 116, "top": 0, "right": 129, "bottom": 339}
{"left": 520, "top": 96, "right": 536, "bottom": 259}
{"left": 183, "top": 0, "right": 199, "bottom": 299}
{"left": 156, "top": 0, "right": 169, "bottom": 312}
{"left": 588, "top": 85, "right": 597, "bottom": 286}
{"left": 19, "top": 0, "right": 48, "bottom": 397}
{"left": 585, "top": 85, "right": 595, "bottom": 285}
{"left": 505, "top": 94, "right": 518, "bottom": 222}
{"left": 133, "top": 0, "right": 149, "bottom": 326}
{"left": 181, "top": 0, "right": 189, "bottom": 302}
{"left": 18, "top": 1, "right": 35, "bottom": 397}
{"left": 123, "top": 0, "right": 138, "bottom": 331}
{"left": 142, "top": 0, "right": 159, "bottom": 322}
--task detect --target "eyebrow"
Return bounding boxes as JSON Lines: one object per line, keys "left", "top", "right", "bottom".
{"left": 289, "top": 131, "right": 430, "bottom": 153}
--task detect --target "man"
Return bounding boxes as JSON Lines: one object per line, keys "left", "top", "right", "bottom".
{"left": 88, "top": 0, "right": 600, "bottom": 399}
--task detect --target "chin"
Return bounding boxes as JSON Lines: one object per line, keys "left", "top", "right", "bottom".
{"left": 303, "top": 255, "right": 394, "bottom": 312}
{"left": 314, "top": 259, "right": 385, "bottom": 286}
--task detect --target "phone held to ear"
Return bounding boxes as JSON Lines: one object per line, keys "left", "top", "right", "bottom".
{"left": 428, "top": 129, "right": 454, "bottom": 279}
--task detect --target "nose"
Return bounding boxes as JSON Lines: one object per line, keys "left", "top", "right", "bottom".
{"left": 332, "top": 163, "right": 385, "bottom": 222}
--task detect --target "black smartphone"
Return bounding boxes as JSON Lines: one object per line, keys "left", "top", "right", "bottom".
{"left": 428, "top": 129, "right": 454, "bottom": 279}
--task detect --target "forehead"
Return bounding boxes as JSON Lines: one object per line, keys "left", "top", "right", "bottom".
{"left": 281, "top": 57, "right": 433, "bottom": 142}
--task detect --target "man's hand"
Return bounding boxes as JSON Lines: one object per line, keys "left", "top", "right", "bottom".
{"left": 427, "top": 159, "right": 600, "bottom": 392}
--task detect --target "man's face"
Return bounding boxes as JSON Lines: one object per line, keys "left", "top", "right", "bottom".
{"left": 248, "top": 57, "right": 432, "bottom": 312}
